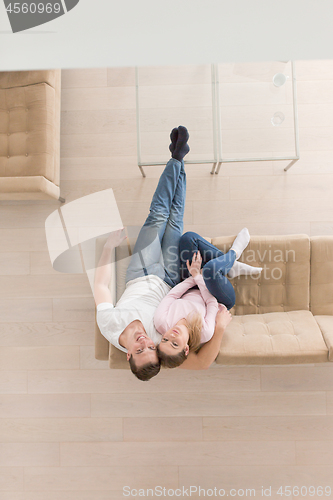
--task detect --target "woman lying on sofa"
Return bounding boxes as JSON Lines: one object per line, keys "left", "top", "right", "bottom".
{"left": 154, "top": 229, "right": 262, "bottom": 368}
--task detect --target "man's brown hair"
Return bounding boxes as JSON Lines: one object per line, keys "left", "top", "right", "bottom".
{"left": 128, "top": 355, "right": 161, "bottom": 381}
{"left": 157, "top": 347, "right": 188, "bottom": 368}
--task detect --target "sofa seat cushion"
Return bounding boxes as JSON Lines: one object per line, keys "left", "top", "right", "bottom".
{"left": 314, "top": 315, "right": 333, "bottom": 361}
{"left": 216, "top": 310, "right": 329, "bottom": 365}
{"left": 0, "top": 82, "right": 56, "bottom": 183}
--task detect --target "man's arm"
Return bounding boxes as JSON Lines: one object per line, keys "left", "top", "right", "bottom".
{"left": 179, "top": 308, "right": 232, "bottom": 370}
{"left": 94, "top": 228, "right": 126, "bottom": 306}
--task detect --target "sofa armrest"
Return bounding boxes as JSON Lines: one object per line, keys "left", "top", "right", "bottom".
{"left": 94, "top": 237, "right": 116, "bottom": 360}
{"left": 314, "top": 316, "right": 333, "bottom": 361}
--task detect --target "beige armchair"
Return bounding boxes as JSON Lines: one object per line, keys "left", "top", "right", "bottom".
{"left": 0, "top": 69, "right": 63, "bottom": 201}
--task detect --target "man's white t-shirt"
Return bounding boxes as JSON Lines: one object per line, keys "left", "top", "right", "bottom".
{"left": 96, "top": 275, "right": 171, "bottom": 353}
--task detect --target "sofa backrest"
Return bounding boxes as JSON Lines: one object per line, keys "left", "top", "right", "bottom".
{"left": 211, "top": 234, "right": 311, "bottom": 315}
{"left": 310, "top": 236, "right": 333, "bottom": 316}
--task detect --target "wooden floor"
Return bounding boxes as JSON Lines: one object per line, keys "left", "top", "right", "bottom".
{"left": 1, "top": 61, "right": 333, "bottom": 499}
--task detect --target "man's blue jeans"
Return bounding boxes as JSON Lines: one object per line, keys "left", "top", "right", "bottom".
{"left": 126, "top": 158, "right": 186, "bottom": 288}
{"left": 179, "top": 231, "right": 237, "bottom": 309}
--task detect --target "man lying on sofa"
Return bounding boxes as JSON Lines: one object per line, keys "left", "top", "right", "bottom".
{"left": 94, "top": 126, "right": 233, "bottom": 381}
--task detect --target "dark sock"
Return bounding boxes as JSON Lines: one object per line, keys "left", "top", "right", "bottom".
{"left": 169, "top": 128, "right": 178, "bottom": 154}
{"left": 172, "top": 126, "right": 190, "bottom": 161}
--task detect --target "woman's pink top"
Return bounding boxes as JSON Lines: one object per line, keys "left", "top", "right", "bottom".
{"left": 154, "top": 274, "right": 222, "bottom": 343}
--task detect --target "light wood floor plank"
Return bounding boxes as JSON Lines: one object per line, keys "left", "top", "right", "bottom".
{"left": 310, "top": 222, "right": 333, "bottom": 236}
{"left": 139, "top": 83, "right": 213, "bottom": 108}
{"left": 0, "top": 395, "right": 90, "bottom": 418}
{"left": 298, "top": 103, "right": 333, "bottom": 127}
{"left": 27, "top": 366, "right": 260, "bottom": 394}
{"left": 0, "top": 444, "right": 59, "bottom": 467}
{"left": 123, "top": 416, "right": 203, "bottom": 442}
{"left": 0, "top": 228, "right": 48, "bottom": 253}
{"left": 179, "top": 465, "right": 333, "bottom": 492}
{"left": 23, "top": 493, "right": 126, "bottom": 500}
{"left": 295, "top": 59, "right": 333, "bottom": 81}
{"left": 59, "top": 176, "right": 230, "bottom": 204}
{"left": 296, "top": 441, "right": 333, "bottom": 465}
{"left": 0, "top": 492, "right": 25, "bottom": 500}
{"left": 137, "top": 65, "right": 212, "bottom": 86}
{"left": 61, "top": 68, "right": 108, "bottom": 88}
{"left": 61, "top": 87, "right": 136, "bottom": 111}
{"left": 299, "top": 127, "right": 333, "bottom": 151}
{"left": 29, "top": 252, "right": 60, "bottom": 275}
{"left": 52, "top": 298, "right": 95, "bottom": 322}
{"left": 0, "top": 371, "right": 27, "bottom": 394}
{"left": 261, "top": 365, "right": 333, "bottom": 391}
{"left": 273, "top": 150, "right": 333, "bottom": 176}
{"left": 297, "top": 80, "right": 333, "bottom": 103}
{"left": 0, "top": 205, "right": 55, "bottom": 229}
{"left": 61, "top": 132, "right": 137, "bottom": 158}
{"left": 139, "top": 106, "right": 214, "bottom": 132}
{"left": 0, "top": 418, "right": 122, "bottom": 443}
{"left": 193, "top": 197, "right": 333, "bottom": 225}
{"left": 60, "top": 156, "right": 139, "bottom": 180}
{"left": 0, "top": 299, "right": 52, "bottom": 323}
{"left": 61, "top": 441, "right": 295, "bottom": 467}
{"left": 0, "top": 253, "right": 30, "bottom": 275}
{"left": 24, "top": 466, "right": 178, "bottom": 491}
{"left": 0, "top": 275, "right": 91, "bottom": 299}
{"left": 217, "top": 61, "right": 289, "bottom": 84}
{"left": 107, "top": 67, "right": 135, "bottom": 86}
{"left": 203, "top": 415, "right": 333, "bottom": 441}
{"left": 327, "top": 392, "right": 333, "bottom": 414}
{"left": 0, "top": 467, "right": 24, "bottom": 491}
{"left": 61, "top": 109, "right": 136, "bottom": 134}
{"left": 0, "top": 322, "right": 93, "bottom": 346}
{"left": 0, "top": 346, "right": 79, "bottom": 371}
{"left": 91, "top": 391, "right": 326, "bottom": 417}
{"left": 230, "top": 174, "right": 333, "bottom": 201}
{"left": 79, "top": 347, "right": 109, "bottom": 370}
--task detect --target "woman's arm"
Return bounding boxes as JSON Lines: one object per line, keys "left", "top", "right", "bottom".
{"left": 193, "top": 274, "right": 218, "bottom": 342}
{"left": 186, "top": 252, "right": 218, "bottom": 342}
{"left": 154, "top": 276, "right": 196, "bottom": 331}
{"left": 179, "top": 308, "right": 232, "bottom": 370}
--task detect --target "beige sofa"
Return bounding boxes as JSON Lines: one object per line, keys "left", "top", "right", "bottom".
{"left": 0, "top": 69, "right": 63, "bottom": 201}
{"left": 94, "top": 233, "right": 333, "bottom": 367}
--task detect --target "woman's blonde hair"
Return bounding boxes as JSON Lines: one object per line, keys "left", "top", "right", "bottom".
{"left": 185, "top": 310, "right": 203, "bottom": 353}
{"left": 157, "top": 311, "right": 203, "bottom": 369}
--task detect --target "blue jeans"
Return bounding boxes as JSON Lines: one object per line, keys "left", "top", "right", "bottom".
{"left": 179, "top": 231, "right": 236, "bottom": 309}
{"left": 126, "top": 158, "right": 186, "bottom": 288}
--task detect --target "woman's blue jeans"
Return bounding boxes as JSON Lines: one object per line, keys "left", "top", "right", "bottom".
{"left": 179, "top": 231, "right": 236, "bottom": 309}
{"left": 126, "top": 158, "right": 186, "bottom": 288}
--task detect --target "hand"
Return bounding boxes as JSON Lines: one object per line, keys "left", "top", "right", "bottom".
{"left": 186, "top": 251, "right": 202, "bottom": 278}
{"left": 215, "top": 307, "right": 232, "bottom": 331}
{"left": 104, "top": 227, "right": 126, "bottom": 250}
